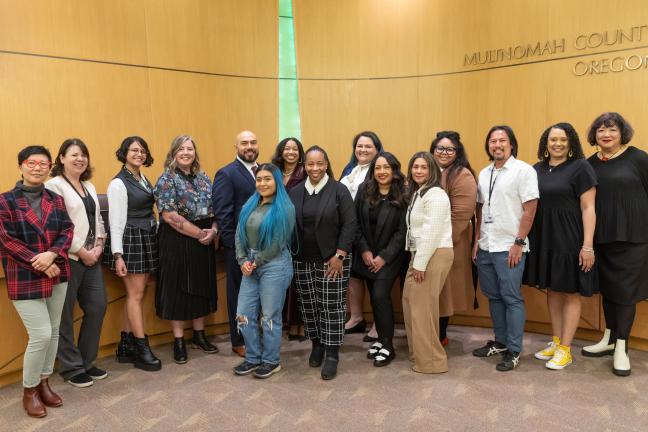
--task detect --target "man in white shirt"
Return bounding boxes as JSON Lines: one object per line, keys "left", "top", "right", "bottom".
{"left": 471, "top": 125, "right": 539, "bottom": 371}
{"left": 212, "top": 131, "right": 259, "bottom": 357}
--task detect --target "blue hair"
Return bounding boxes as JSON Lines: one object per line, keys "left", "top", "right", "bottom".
{"left": 341, "top": 131, "right": 385, "bottom": 177}
{"left": 237, "top": 163, "right": 295, "bottom": 252}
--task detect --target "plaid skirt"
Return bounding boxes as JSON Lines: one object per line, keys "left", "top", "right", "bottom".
{"left": 104, "top": 224, "right": 159, "bottom": 273}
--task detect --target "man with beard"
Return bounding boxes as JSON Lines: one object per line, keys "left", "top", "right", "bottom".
{"left": 213, "top": 130, "right": 259, "bottom": 357}
{"left": 471, "top": 125, "right": 538, "bottom": 372}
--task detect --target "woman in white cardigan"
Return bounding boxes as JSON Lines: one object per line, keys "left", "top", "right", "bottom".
{"left": 403, "top": 152, "right": 454, "bottom": 374}
{"left": 46, "top": 139, "right": 107, "bottom": 388}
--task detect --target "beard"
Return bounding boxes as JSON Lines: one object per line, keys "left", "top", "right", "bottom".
{"left": 238, "top": 149, "right": 258, "bottom": 163}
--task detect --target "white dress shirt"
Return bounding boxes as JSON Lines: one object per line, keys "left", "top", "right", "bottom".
{"left": 476, "top": 156, "right": 539, "bottom": 253}
{"left": 237, "top": 156, "right": 258, "bottom": 179}
{"left": 305, "top": 174, "right": 329, "bottom": 195}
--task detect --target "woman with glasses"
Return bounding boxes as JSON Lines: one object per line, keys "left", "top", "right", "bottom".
{"left": 46, "top": 139, "right": 108, "bottom": 388}
{"left": 105, "top": 137, "right": 161, "bottom": 371}
{"left": 430, "top": 132, "right": 477, "bottom": 347}
{"left": 0, "top": 146, "right": 73, "bottom": 417}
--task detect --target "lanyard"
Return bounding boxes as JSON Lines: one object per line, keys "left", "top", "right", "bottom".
{"left": 407, "top": 189, "right": 419, "bottom": 228}
{"left": 487, "top": 166, "right": 500, "bottom": 207}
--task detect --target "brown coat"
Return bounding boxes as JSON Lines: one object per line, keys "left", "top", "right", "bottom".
{"left": 438, "top": 167, "right": 477, "bottom": 316}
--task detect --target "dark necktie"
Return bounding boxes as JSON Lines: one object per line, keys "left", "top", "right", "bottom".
{"left": 251, "top": 165, "right": 258, "bottom": 176}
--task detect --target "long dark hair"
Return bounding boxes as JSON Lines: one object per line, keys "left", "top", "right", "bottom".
{"left": 362, "top": 152, "right": 408, "bottom": 209}
{"left": 537, "top": 123, "right": 585, "bottom": 162}
{"left": 341, "top": 131, "right": 384, "bottom": 177}
{"left": 483, "top": 125, "right": 518, "bottom": 161}
{"left": 407, "top": 152, "right": 441, "bottom": 197}
{"left": 430, "top": 130, "right": 476, "bottom": 189}
{"left": 51, "top": 138, "right": 93, "bottom": 181}
{"left": 304, "top": 145, "right": 335, "bottom": 179}
{"left": 271, "top": 137, "right": 305, "bottom": 171}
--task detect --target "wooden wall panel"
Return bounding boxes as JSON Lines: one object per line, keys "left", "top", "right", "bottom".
{"left": 0, "top": 1, "right": 277, "bottom": 385}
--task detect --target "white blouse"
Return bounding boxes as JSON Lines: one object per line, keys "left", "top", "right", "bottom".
{"left": 406, "top": 186, "right": 453, "bottom": 271}
{"left": 340, "top": 164, "right": 370, "bottom": 200}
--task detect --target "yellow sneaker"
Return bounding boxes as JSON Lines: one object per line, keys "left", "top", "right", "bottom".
{"left": 534, "top": 336, "right": 560, "bottom": 360}
{"left": 546, "top": 345, "right": 573, "bottom": 370}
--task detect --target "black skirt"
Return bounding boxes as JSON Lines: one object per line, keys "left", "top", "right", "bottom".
{"left": 155, "top": 218, "right": 218, "bottom": 320}
{"left": 104, "top": 224, "right": 159, "bottom": 274}
{"left": 597, "top": 241, "right": 648, "bottom": 305}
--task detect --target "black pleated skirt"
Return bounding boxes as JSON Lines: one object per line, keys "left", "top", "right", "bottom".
{"left": 155, "top": 218, "right": 217, "bottom": 320}
{"left": 597, "top": 241, "right": 648, "bottom": 305}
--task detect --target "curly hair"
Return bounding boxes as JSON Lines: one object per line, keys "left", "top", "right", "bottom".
{"left": 537, "top": 123, "right": 585, "bottom": 162}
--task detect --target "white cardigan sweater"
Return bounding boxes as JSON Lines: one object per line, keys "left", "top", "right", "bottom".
{"left": 406, "top": 186, "right": 453, "bottom": 271}
{"left": 45, "top": 176, "right": 106, "bottom": 261}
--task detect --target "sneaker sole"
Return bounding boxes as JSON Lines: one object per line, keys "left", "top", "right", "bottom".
{"left": 534, "top": 353, "right": 553, "bottom": 360}
{"left": 88, "top": 373, "right": 108, "bottom": 380}
{"left": 581, "top": 348, "right": 614, "bottom": 357}
{"left": 233, "top": 366, "right": 260, "bottom": 376}
{"left": 254, "top": 365, "right": 282, "bottom": 379}
{"left": 613, "top": 368, "right": 631, "bottom": 377}
{"left": 546, "top": 360, "right": 572, "bottom": 370}
{"left": 67, "top": 379, "right": 94, "bottom": 388}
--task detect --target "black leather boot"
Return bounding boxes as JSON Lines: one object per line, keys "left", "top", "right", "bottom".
{"left": 174, "top": 337, "right": 188, "bottom": 364}
{"left": 191, "top": 330, "right": 219, "bottom": 353}
{"left": 309, "top": 339, "right": 325, "bottom": 367}
{"left": 321, "top": 345, "right": 339, "bottom": 380}
{"left": 116, "top": 331, "right": 135, "bottom": 363}
{"left": 133, "top": 335, "right": 162, "bottom": 371}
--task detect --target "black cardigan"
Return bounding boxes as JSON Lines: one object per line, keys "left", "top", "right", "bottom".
{"left": 289, "top": 179, "right": 357, "bottom": 261}
{"left": 352, "top": 184, "right": 407, "bottom": 280}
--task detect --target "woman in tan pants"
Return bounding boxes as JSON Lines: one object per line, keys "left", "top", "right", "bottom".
{"left": 403, "top": 152, "right": 454, "bottom": 374}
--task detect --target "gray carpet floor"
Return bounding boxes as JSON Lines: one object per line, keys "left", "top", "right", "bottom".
{"left": 1, "top": 326, "right": 647, "bottom": 432}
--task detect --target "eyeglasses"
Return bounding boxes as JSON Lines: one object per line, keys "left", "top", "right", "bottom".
{"left": 434, "top": 146, "right": 457, "bottom": 155}
{"left": 129, "top": 148, "right": 148, "bottom": 155}
{"left": 22, "top": 160, "right": 52, "bottom": 170}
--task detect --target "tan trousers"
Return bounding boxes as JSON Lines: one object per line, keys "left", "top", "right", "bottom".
{"left": 403, "top": 248, "right": 454, "bottom": 374}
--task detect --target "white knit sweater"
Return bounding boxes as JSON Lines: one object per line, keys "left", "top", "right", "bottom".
{"left": 406, "top": 186, "right": 453, "bottom": 271}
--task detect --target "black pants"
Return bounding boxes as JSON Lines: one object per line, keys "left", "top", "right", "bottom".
{"left": 602, "top": 298, "right": 636, "bottom": 341}
{"left": 224, "top": 247, "right": 244, "bottom": 347}
{"left": 366, "top": 278, "right": 395, "bottom": 345}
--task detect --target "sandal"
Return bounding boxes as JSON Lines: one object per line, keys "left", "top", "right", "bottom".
{"left": 367, "top": 342, "right": 383, "bottom": 359}
{"left": 373, "top": 347, "right": 395, "bottom": 367}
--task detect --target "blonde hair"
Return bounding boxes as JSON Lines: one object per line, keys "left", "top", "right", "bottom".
{"left": 164, "top": 135, "right": 201, "bottom": 175}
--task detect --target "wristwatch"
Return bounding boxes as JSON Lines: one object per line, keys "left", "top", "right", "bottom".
{"left": 514, "top": 237, "right": 526, "bottom": 247}
{"left": 335, "top": 252, "right": 345, "bottom": 260}
{"left": 113, "top": 252, "right": 123, "bottom": 260}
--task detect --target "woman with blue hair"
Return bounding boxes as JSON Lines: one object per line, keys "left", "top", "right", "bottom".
{"left": 232, "top": 163, "right": 296, "bottom": 379}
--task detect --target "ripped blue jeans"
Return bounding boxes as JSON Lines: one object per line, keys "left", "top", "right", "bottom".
{"left": 236, "top": 248, "right": 293, "bottom": 365}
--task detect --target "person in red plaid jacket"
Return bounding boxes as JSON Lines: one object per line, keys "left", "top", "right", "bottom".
{"left": 0, "top": 146, "right": 73, "bottom": 418}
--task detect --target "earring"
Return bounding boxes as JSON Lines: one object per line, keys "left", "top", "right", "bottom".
{"left": 568, "top": 150, "right": 573, "bottom": 157}
{"left": 544, "top": 149, "right": 549, "bottom": 158}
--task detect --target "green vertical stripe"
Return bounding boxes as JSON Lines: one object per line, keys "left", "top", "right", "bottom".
{"left": 278, "top": 0, "right": 301, "bottom": 140}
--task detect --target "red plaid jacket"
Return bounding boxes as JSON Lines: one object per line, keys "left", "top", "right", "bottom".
{"left": 0, "top": 186, "right": 74, "bottom": 300}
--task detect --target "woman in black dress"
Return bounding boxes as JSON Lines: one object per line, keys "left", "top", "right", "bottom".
{"left": 524, "top": 123, "right": 597, "bottom": 370}
{"left": 581, "top": 112, "right": 648, "bottom": 376}
{"left": 154, "top": 135, "right": 219, "bottom": 364}
{"left": 353, "top": 152, "right": 407, "bottom": 367}
{"left": 271, "top": 137, "right": 307, "bottom": 340}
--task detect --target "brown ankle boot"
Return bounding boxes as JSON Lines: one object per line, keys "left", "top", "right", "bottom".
{"left": 36, "top": 377, "right": 63, "bottom": 407}
{"left": 23, "top": 387, "right": 47, "bottom": 418}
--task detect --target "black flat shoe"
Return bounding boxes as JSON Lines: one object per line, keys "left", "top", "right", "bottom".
{"left": 344, "top": 320, "right": 366, "bottom": 334}
{"left": 174, "top": 338, "right": 188, "bottom": 364}
{"left": 363, "top": 334, "right": 379, "bottom": 343}
{"left": 373, "top": 347, "right": 395, "bottom": 367}
{"left": 309, "top": 345, "right": 325, "bottom": 367}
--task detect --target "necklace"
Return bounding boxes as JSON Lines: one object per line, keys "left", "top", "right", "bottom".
{"left": 283, "top": 168, "right": 295, "bottom": 177}
{"left": 599, "top": 145, "right": 626, "bottom": 162}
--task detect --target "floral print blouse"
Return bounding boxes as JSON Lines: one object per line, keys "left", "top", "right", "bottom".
{"left": 154, "top": 169, "right": 214, "bottom": 221}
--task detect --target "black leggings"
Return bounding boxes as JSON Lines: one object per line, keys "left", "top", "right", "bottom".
{"left": 439, "top": 316, "right": 450, "bottom": 341}
{"left": 366, "top": 278, "right": 395, "bottom": 347}
{"left": 602, "top": 298, "right": 636, "bottom": 341}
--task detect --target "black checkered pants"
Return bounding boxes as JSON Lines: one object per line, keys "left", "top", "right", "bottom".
{"left": 293, "top": 257, "right": 351, "bottom": 346}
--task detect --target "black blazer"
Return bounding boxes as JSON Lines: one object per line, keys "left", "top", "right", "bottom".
{"left": 352, "top": 184, "right": 407, "bottom": 280}
{"left": 212, "top": 160, "right": 256, "bottom": 248}
{"left": 289, "top": 179, "right": 357, "bottom": 261}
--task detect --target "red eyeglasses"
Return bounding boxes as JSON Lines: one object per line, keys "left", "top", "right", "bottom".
{"left": 22, "top": 160, "right": 52, "bottom": 170}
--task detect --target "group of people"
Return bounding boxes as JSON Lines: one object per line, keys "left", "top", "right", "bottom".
{"left": 2, "top": 111, "right": 647, "bottom": 418}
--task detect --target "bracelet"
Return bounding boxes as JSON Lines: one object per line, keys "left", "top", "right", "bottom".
{"left": 581, "top": 246, "right": 594, "bottom": 255}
